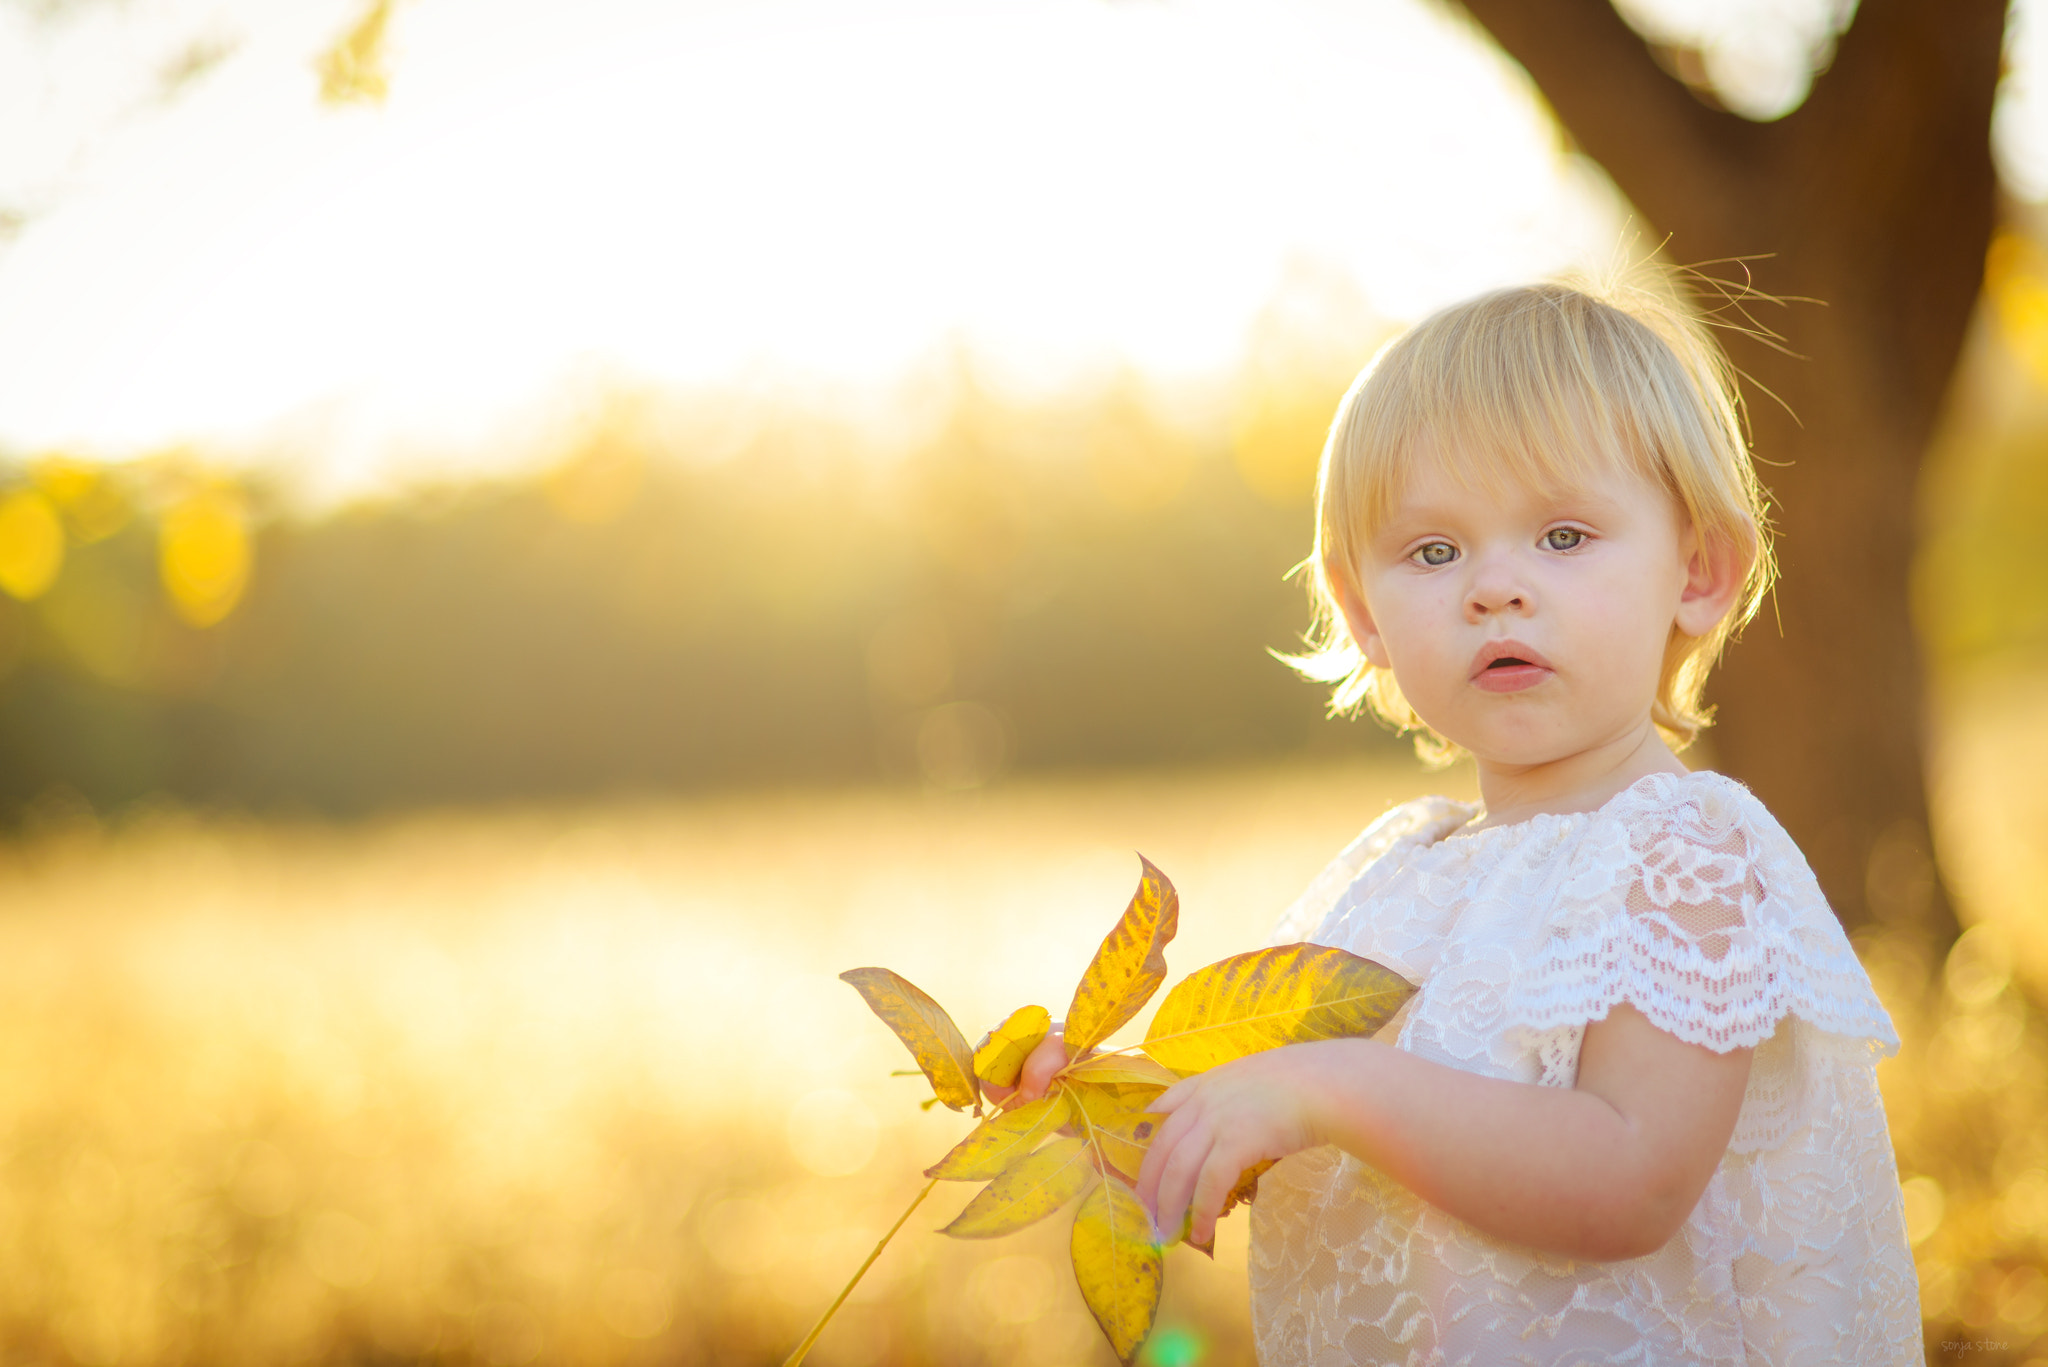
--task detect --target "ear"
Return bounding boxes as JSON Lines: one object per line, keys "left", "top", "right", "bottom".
{"left": 1673, "top": 526, "right": 1748, "bottom": 639}
{"left": 1331, "top": 574, "right": 1393, "bottom": 669}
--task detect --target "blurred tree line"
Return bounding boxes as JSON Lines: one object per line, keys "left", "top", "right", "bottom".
{"left": 0, "top": 356, "right": 1410, "bottom": 819}
{"left": 1, "top": 255, "right": 2043, "bottom": 826}
{"left": 3, "top": 229, "right": 2048, "bottom": 827}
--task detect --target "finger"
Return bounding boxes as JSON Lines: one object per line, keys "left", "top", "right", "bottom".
{"left": 1149, "top": 1078, "right": 1194, "bottom": 1114}
{"left": 1152, "top": 1129, "right": 1217, "bottom": 1247}
{"left": 1187, "top": 1141, "right": 1246, "bottom": 1249}
{"left": 1015, "top": 1029, "right": 1068, "bottom": 1103}
{"left": 1133, "top": 1096, "right": 1202, "bottom": 1213}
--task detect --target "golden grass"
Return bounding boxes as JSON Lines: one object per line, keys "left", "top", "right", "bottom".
{"left": 3, "top": 682, "right": 2045, "bottom": 1366}
{"left": 0, "top": 760, "right": 1452, "bottom": 1367}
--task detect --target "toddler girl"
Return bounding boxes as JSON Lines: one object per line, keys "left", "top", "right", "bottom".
{"left": 1030, "top": 282, "right": 1920, "bottom": 1363}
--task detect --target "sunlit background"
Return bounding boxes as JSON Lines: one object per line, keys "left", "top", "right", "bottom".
{"left": 2, "top": 0, "right": 2047, "bottom": 1363}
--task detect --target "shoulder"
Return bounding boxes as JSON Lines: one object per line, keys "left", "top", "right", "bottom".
{"left": 1516, "top": 769, "right": 1900, "bottom": 1056}
{"left": 1266, "top": 794, "right": 1478, "bottom": 946}
{"left": 1600, "top": 768, "right": 1769, "bottom": 841}
{"left": 1342, "top": 795, "right": 1483, "bottom": 871}
{"left": 1586, "top": 770, "right": 1817, "bottom": 913}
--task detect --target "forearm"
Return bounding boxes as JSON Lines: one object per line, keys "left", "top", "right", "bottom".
{"left": 1138, "top": 1003, "right": 1750, "bottom": 1258}
{"left": 1296, "top": 1038, "right": 1687, "bottom": 1261}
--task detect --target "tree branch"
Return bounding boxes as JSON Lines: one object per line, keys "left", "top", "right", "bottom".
{"left": 1454, "top": 0, "right": 1759, "bottom": 242}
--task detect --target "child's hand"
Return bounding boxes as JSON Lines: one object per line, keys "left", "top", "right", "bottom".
{"left": 979, "top": 1026, "right": 1072, "bottom": 1108}
{"left": 1135, "top": 1045, "right": 1333, "bottom": 1249}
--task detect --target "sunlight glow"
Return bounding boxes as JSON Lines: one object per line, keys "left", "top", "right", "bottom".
{"left": 0, "top": 0, "right": 1617, "bottom": 501}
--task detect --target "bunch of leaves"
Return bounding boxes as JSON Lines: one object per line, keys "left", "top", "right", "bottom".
{"left": 782, "top": 857, "right": 1415, "bottom": 1366}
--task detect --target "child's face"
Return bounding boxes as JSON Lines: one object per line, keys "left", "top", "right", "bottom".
{"left": 1338, "top": 443, "right": 1725, "bottom": 773}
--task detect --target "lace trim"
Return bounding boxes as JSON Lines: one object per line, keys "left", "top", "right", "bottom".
{"left": 1499, "top": 773, "right": 1899, "bottom": 1060}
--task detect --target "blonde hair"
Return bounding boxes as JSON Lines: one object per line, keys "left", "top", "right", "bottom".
{"left": 1289, "top": 277, "right": 1774, "bottom": 758}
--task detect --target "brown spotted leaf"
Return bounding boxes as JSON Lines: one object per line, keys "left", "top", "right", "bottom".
{"left": 1064, "top": 1082, "right": 1163, "bottom": 1185}
{"left": 1140, "top": 943, "right": 1414, "bottom": 1075}
{"left": 1070, "top": 1176, "right": 1163, "bottom": 1366}
{"left": 972, "top": 1004, "right": 1052, "bottom": 1088}
{"left": 1064, "top": 856, "right": 1178, "bottom": 1057}
{"left": 941, "top": 1135, "right": 1098, "bottom": 1238}
{"left": 924, "top": 1092, "right": 1071, "bottom": 1182}
{"left": 1062, "top": 1053, "right": 1183, "bottom": 1090}
{"left": 840, "top": 968, "right": 981, "bottom": 1113}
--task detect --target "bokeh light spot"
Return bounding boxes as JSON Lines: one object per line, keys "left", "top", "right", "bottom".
{"left": 1989, "top": 232, "right": 2048, "bottom": 389}
{"left": 34, "top": 457, "right": 131, "bottom": 544}
{"left": 0, "top": 487, "right": 66, "bottom": 600}
{"left": 1902, "top": 1174, "right": 1946, "bottom": 1247}
{"left": 1997, "top": 1263, "right": 2048, "bottom": 1328}
{"left": 159, "top": 485, "right": 251, "bottom": 627}
{"left": 595, "top": 1268, "right": 673, "bottom": 1340}
{"left": 1143, "top": 1322, "right": 1207, "bottom": 1366}
{"left": 1945, "top": 925, "right": 2014, "bottom": 1008}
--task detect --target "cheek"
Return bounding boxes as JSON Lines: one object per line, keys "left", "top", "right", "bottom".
{"left": 1370, "top": 599, "right": 1462, "bottom": 688}
{"left": 1362, "top": 589, "right": 1438, "bottom": 662}
{"left": 1594, "top": 583, "right": 1685, "bottom": 678}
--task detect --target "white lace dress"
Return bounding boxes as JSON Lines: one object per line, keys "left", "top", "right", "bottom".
{"left": 1248, "top": 770, "right": 1923, "bottom": 1366}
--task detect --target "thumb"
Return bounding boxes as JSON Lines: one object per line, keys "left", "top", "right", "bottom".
{"left": 1014, "top": 1027, "right": 1070, "bottom": 1102}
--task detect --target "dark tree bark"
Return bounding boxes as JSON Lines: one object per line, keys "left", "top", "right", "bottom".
{"left": 1458, "top": 0, "right": 2006, "bottom": 944}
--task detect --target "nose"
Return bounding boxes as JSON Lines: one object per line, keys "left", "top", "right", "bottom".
{"left": 1464, "top": 550, "right": 1530, "bottom": 621}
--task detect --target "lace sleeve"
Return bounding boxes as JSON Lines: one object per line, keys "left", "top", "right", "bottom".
{"left": 1503, "top": 778, "right": 1899, "bottom": 1056}
{"left": 1267, "top": 797, "right": 1476, "bottom": 946}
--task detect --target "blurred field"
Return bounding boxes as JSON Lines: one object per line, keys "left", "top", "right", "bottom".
{"left": 3, "top": 681, "right": 2048, "bottom": 1367}
{"left": 0, "top": 755, "right": 1468, "bottom": 1367}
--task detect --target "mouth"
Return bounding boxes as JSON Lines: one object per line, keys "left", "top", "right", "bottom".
{"left": 1470, "top": 641, "right": 1553, "bottom": 693}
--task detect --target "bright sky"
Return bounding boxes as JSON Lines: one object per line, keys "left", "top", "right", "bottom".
{"left": 0, "top": 0, "right": 2039, "bottom": 502}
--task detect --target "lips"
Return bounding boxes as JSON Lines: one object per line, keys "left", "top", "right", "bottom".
{"left": 1469, "top": 640, "right": 1554, "bottom": 694}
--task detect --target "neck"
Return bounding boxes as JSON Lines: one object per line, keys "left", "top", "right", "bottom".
{"left": 1469, "top": 723, "right": 1688, "bottom": 830}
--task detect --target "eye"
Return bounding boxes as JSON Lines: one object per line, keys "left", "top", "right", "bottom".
{"left": 1542, "top": 527, "right": 1587, "bottom": 551}
{"left": 1411, "top": 541, "right": 1457, "bottom": 567}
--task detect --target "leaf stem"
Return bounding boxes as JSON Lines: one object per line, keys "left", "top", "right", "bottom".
{"left": 1062, "top": 1080, "right": 1109, "bottom": 1175}
{"left": 780, "top": 1176, "right": 939, "bottom": 1367}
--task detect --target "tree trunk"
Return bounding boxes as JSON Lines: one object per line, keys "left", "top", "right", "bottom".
{"left": 1456, "top": 0, "right": 2005, "bottom": 943}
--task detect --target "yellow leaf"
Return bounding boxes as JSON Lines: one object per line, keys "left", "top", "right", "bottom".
{"left": 1064, "top": 856, "right": 1178, "bottom": 1057}
{"left": 840, "top": 968, "right": 981, "bottom": 1113}
{"left": 1222, "top": 1158, "right": 1275, "bottom": 1219}
{"left": 316, "top": 0, "right": 392, "bottom": 105}
{"left": 972, "top": 1004, "right": 1051, "bottom": 1087}
{"left": 1063, "top": 1053, "right": 1183, "bottom": 1090}
{"left": 924, "top": 1092, "right": 1071, "bottom": 1182}
{"left": 1066, "top": 1083, "right": 1162, "bottom": 1185}
{"left": 941, "top": 1136, "right": 1097, "bottom": 1238}
{"left": 1069, "top": 1177, "right": 1162, "bottom": 1366}
{"left": 1140, "top": 944, "right": 1414, "bottom": 1075}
